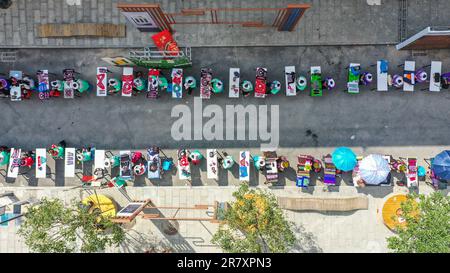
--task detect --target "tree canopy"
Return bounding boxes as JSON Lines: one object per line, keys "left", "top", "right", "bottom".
{"left": 387, "top": 192, "right": 450, "bottom": 253}
{"left": 212, "top": 184, "right": 296, "bottom": 253}
{"left": 18, "top": 198, "right": 125, "bottom": 253}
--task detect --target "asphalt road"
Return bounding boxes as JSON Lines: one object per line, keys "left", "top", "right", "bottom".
{"left": 0, "top": 46, "right": 449, "bottom": 149}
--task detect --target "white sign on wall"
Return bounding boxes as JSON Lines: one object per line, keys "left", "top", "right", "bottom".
{"left": 121, "top": 12, "right": 161, "bottom": 32}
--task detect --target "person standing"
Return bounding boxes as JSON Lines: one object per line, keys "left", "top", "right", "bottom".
{"left": 49, "top": 140, "right": 66, "bottom": 159}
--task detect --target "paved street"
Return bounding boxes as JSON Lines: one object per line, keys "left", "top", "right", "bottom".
{"left": 0, "top": 0, "right": 449, "bottom": 48}
{"left": 0, "top": 46, "right": 449, "bottom": 150}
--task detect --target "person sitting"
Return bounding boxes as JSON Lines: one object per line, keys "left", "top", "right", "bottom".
{"left": 0, "top": 145, "right": 9, "bottom": 152}
{"left": 149, "top": 162, "right": 158, "bottom": 173}
{"left": 276, "top": 156, "right": 290, "bottom": 172}
{"left": 312, "top": 159, "right": 322, "bottom": 173}
{"left": 49, "top": 142, "right": 65, "bottom": 159}
{"left": 21, "top": 85, "right": 32, "bottom": 99}
{"left": 0, "top": 87, "right": 10, "bottom": 97}
{"left": 441, "top": 76, "right": 449, "bottom": 89}
{"left": 49, "top": 88, "right": 61, "bottom": 97}
{"left": 427, "top": 168, "right": 440, "bottom": 190}
{"left": 81, "top": 147, "right": 94, "bottom": 161}
{"left": 356, "top": 178, "right": 366, "bottom": 188}
{"left": 9, "top": 76, "right": 19, "bottom": 87}
{"left": 20, "top": 151, "right": 34, "bottom": 168}
{"left": 131, "top": 151, "right": 144, "bottom": 165}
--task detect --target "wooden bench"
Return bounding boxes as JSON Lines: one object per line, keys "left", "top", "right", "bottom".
{"left": 37, "top": 23, "right": 126, "bottom": 38}
{"left": 277, "top": 196, "right": 369, "bottom": 212}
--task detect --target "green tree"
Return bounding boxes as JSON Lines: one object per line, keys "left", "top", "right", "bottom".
{"left": 18, "top": 198, "right": 125, "bottom": 253}
{"left": 212, "top": 184, "right": 296, "bottom": 253}
{"left": 387, "top": 192, "right": 450, "bottom": 253}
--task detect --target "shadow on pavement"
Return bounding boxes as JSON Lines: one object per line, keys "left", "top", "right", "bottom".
{"left": 152, "top": 164, "right": 176, "bottom": 187}
{"left": 190, "top": 164, "right": 203, "bottom": 186}
{"left": 229, "top": 164, "right": 239, "bottom": 182}
{"left": 317, "top": 210, "right": 359, "bottom": 217}
{"left": 301, "top": 186, "right": 316, "bottom": 194}
{"left": 143, "top": 209, "right": 196, "bottom": 253}
{"left": 249, "top": 168, "right": 260, "bottom": 187}
{"left": 218, "top": 168, "right": 229, "bottom": 186}
{"left": 23, "top": 173, "right": 38, "bottom": 186}
{"left": 356, "top": 186, "right": 394, "bottom": 198}
{"left": 133, "top": 175, "right": 147, "bottom": 187}
{"left": 120, "top": 229, "right": 173, "bottom": 253}
{"left": 55, "top": 159, "right": 65, "bottom": 186}
{"left": 339, "top": 172, "right": 354, "bottom": 186}
{"left": 291, "top": 224, "right": 323, "bottom": 253}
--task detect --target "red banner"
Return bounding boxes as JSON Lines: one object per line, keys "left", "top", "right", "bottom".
{"left": 122, "top": 75, "right": 133, "bottom": 96}
{"left": 151, "top": 30, "right": 180, "bottom": 54}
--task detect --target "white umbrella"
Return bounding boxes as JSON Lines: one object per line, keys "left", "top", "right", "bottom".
{"left": 359, "top": 154, "right": 390, "bottom": 185}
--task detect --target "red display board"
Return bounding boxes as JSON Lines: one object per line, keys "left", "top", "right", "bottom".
{"left": 255, "top": 67, "right": 267, "bottom": 98}
{"left": 152, "top": 30, "right": 180, "bottom": 54}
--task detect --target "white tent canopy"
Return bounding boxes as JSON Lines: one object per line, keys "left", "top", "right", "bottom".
{"left": 359, "top": 154, "right": 390, "bottom": 185}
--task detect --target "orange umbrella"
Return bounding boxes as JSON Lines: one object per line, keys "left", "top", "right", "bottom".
{"left": 382, "top": 194, "right": 418, "bottom": 231}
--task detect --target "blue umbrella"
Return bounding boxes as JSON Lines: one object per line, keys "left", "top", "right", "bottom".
{"left": 432, "top": 151, "right": 450, "bottom": 180}
{"left": 332, "top": 147, "right": 357, "bottom": 172}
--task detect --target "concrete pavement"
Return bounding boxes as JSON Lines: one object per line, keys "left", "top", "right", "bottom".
{"left": 1, "top": 184, "right": 443, "bottom": 253}
{"left": 1, "top": 0, "right": 449, "bottom": 48}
